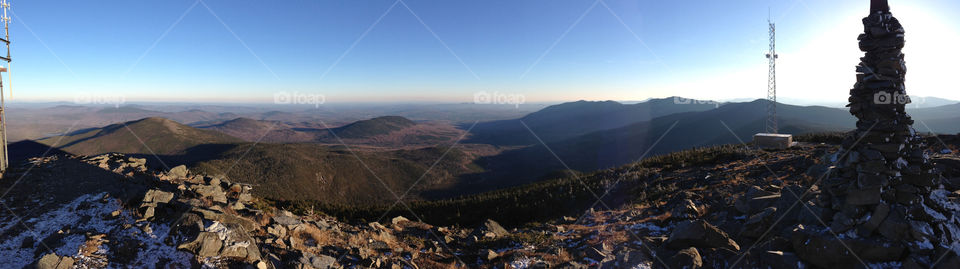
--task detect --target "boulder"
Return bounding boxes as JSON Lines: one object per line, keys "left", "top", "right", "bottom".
{"left": 207, "top": 176, "right": 221, "bottom": 187}
{"left": 170, "top": 213, "right": 205, "bottom": 239}
{"left": 741, "top": 207, "right": 777, "bottom": 239}
{"left": 665, "top": 220, "right": 740, "bottom": 251}
{"left": 846, "top": 186, "right": 882, "bottom": 205}
{"left": 792, "top": 225, "right": 905, "bottom": 268}
{"left": 583, "top": 247, "right": 609, "bottom": 263}
{"left": 614, "top": 250, "right": 652, "bottom": 268}
{"left": 273, "top": 215, "right": 301, "bottom": 227}
{"left": 300, "top": 252, "right": 337, "bottom": 269}
{"left": 36, "top": 253, "right": 73, "bottom": 269}
{"left": 391, "top": 216, "right": 410, "bottom": 226}
{"left": 267, "top": 224, "right": 287, "bottom": 239}
{"left": 735, "top": 186, "right": 779, "bottom": 214}
{"left": 142, "top": 189, "right": 174, "bottom": 204}
{"left": 238, "top": 192, "right": 253, "bottom": 203}
{"left": 168, "top": 165, "right": 189, "bottom": 179}
{"left": 191, "top": 184, "right": 227, "bottom": 204}
{"left": 669, "top": 199, "right": 700, "bottom": 220}
{"left": 471, "top": 219, "right": 510, "bottom": 238}
{"left": 669, "top": 247, "right": 702, "bottom": 269}
{"left": 177, "top": 231, "right": 223, "bottom": 257}
{"left": 480, "top": 249, "right": 498, "bottom": 260}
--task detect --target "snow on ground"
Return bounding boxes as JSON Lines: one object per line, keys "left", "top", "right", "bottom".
{"left": 0, "top": 192, "right": 193, "bottom": 268}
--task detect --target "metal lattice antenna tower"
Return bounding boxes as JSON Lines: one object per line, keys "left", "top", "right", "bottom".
{"left": 0, "top": 0, "right": 11, "bottom": 173}
{"left": 765, "top": 17, "right": 778, "bottom": 134}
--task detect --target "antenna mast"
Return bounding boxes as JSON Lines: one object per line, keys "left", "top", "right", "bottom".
{"left": 765, "top": 16, "right": 778, "bottom": 134}
{"left": 0, "top": 0, "right": 11, "bottom": 173}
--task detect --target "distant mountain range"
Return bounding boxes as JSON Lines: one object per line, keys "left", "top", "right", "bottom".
{"left": 26, "top": 97, "right": 960, "bottom": 202}
{"left": 465, "top": 97, "right": 720, "bottom": 146}
{"left": 449, "top": 99, "right": 960, "bottom": 194}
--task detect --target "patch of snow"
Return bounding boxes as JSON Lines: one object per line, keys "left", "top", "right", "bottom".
{"left": 631, "top": 261, "right": 653, "bottom": 269}
{"left": 54, "top": 234, "right": 86, "bottom": 256}
{"left": 915, "top": 238, "right": 934, "bottom": 250}
{"left": 629, "top": 222, "right": 669, "bottom": 235}
{"left": 837, "top": 229, "right": 859, "bottom": 239}
{"left": 121, "top": 223, "right": 193, "bottom": 268}
{"left": 895, "top": 158, "right": 908, "bottom": 169}
{"left": 930, "top": 190, "right": 960, "bottom": 213}
{"left": 867, "top": 261, "right": 901, "bottom": 269}
{"left": 0, "top": 193, "right": 115, "bottom": 268}
{"left": 509, "top": 256, "right": 537, "bottom": 269}
{"left": 206, "top": 221, "right": 229, "bottom": 240}
{"left": 0, "top": 193, "right": 193, "bottom": 268}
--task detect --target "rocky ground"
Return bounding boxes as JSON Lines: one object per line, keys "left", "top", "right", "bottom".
{"left": 0, "top": 137, "right": 958, "bottom": 268}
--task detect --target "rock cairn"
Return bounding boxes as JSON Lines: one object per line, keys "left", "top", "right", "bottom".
{"left": 800, "top": 1, "right": 960, "bottom": 267}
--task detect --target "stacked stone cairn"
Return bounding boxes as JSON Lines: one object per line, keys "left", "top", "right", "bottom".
{"left": 797, "top": 1, "right": 960, "bottom": 267}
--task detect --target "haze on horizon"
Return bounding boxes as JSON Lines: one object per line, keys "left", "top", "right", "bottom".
{"left": 8, "top": 0, "right": 960, "bottom": 104}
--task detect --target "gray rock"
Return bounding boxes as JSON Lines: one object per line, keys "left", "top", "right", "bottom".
{"left": 139, "top": 204, "right": 157, "bottom": 220}
{"left": 267, "top": 224, "right": 287, "bottom": 239}
{"left": 669, "top": 199, "right": 700, "bottom": 220}
{"left": 391, "top": 216, "right": 410, "bottom": 226}
{"left": 584, "top": 247, "right": 609, "bottom": 262}
{"left": 36, "top": 253, "right": 73, "bottom": 269}
{"left": 471, "top": 219, "right": 510, "bottom": 238}
{"left": 480, "top": 249, "right": 498, "bottom": 260}
{"left": 741, "top": 207, "right": 777, "bottom": 239}
{"left": 614, "top": 250, "right": 652, "bottom": 268}
{"left": 300, "top": 252, "right": 337, "bottom": 269}
{"left": 273, "top": 215, "right": 301, "bottom": 226}
{"left": 177, "top": 231, "right": 223, "bottom": 257}
{"left": 666, "top": 220, "right": 740, "bottom": 251}
{"left": 191, "top": 184, "right": 227, "bottom": 204}
{"left": 238, "top": 192, "right": 253, "bottom": 203}
{"left": 143, "top": 189, "right": 174, "bottom": 204}
{"left": 735, "top": 186, "right": 779, "bottom": 214}
{"left": 792, "top": 225, "right": 904, "bottom": 268}
{"left": 669, "top": 247, "right": 702, "bottom": 269}
{"left": 171, "top": 213, "right": 204, "bottom": 239}
{"left": 845, "top": 186, "right": 881, "bottom": 205}
{"left": 207, "top": 176, "right": 221, "bottom": 187}
{"left": 168, "top": 165, "right": 189, "bottom": 179}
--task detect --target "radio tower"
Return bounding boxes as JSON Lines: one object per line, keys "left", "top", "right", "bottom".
{"left": 765, "top": 17, "right": 778, "bottom": 134}
{"left": 0, "top": 0, "right": 11, "bottom": 174}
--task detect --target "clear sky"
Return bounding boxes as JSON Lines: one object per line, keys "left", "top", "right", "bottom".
{"left": 7, "top": 0, "right": 960, "bottom": 104}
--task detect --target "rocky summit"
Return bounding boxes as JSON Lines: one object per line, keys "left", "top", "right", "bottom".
{"left": 0, "top": 135, "right": 958, "bottom": 268}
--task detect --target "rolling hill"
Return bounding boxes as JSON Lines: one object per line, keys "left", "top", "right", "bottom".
{"left": 36, "top": 117, "right": 243, "bottom": 156}
{"left": 194, "top": 117, "right": 316, "bottom": 143}
{"left": 464, "top": 97, "right": 720, "bottom": 145}
{"left": 456, "top": 99, "right": 960, "bottom": 193}
{"left": 189, "top": 143, "right": 481, "bottom": 204}
{"left": 196, "top": 116, "right": 465, "bottom": 147}
{"left": 453, "top": 100, "right": 856, "bottom": 193}
{"left": 326, "top": 116, "right": 416, "bottom": 138}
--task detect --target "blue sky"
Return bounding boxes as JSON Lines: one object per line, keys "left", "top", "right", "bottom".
{"left": 8, "top": 0, "right": 960, "bottom": 103}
